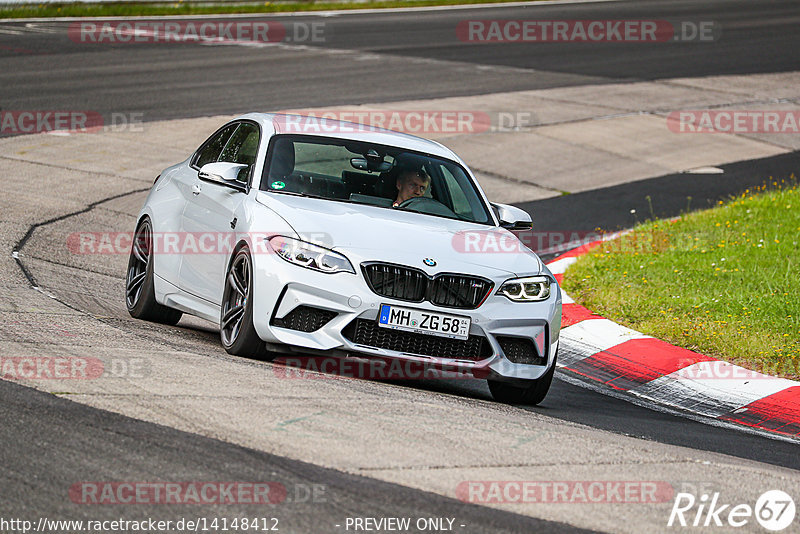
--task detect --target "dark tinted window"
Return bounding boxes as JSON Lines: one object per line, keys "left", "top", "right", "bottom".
{"left": 194, "top": 124, "right": 238, "bottom": 168}
{"left": 220, "top": 123, "right": 260, "bottom": 168}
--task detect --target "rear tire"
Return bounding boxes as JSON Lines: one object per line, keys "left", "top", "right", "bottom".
{"left": 220, "top": 246, "right": 271, "bottom": 360}
{"left": 125, "top": 218, "right": 182, "bottom": 325}
{"left": 488, "top": 353, "right": 557, "bottom": 405}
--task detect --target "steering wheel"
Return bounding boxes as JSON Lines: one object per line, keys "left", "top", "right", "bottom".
{"left": 398, "top": 196, "right": 457, "bottom": 217}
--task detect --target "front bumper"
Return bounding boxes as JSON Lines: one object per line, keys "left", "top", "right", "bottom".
{"left": 250, "top": 256, "right": 561, "bottom": 381}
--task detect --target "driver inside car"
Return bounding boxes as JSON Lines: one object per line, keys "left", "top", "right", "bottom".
{"left": 393, "top": 168, "right": 431, "bottom": 207}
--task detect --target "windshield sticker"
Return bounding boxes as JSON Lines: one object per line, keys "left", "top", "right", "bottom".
{"left": 271, "top": 181, "right": 286, "bottom": 190}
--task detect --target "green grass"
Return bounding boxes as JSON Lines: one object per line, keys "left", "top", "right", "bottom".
{"left": 0, "top": 0, "right": 533, "bottom": 19}
{"left": 561, "top": 178, "right": 800, "bottom": 378}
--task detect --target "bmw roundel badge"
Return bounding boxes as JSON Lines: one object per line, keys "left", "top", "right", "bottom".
{"left": 423, "top": 258, "right": 437, "bottom": 267}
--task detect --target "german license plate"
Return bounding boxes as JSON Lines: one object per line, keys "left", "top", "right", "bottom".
{"left": 378, "top": 304, "right": 471, "bottom": 340}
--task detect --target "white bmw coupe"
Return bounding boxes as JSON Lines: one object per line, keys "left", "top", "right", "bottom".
{"left": 126, "top": 113, "right": 562, "bottom": 404}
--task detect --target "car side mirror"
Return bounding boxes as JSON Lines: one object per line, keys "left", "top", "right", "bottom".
{"left": 198, "top": 162, "right": 249, "bottom": 192}
{"left": 492, "top": 202, "right": 533, "bottom": 230}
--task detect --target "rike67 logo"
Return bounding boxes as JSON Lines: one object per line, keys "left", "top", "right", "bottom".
{"left": 668, "top": 490, "right": 796, "bottom": 531}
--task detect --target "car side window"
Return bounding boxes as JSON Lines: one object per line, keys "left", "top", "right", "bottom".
{"left": 193, "top": 124, "right": 238, "bottom": 169}
{"left": 219, "top": 123, "right": 260, "bottom": 174}
{"left": 440, "top": 165, "right": 471, "bottom": 216}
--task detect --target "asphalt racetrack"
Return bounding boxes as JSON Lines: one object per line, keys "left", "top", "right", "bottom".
{"left": 1, "top": 0, "right": 799, "bottom": 532}
{"left": 1, "top": 0, "right": 799, "bottom": 121}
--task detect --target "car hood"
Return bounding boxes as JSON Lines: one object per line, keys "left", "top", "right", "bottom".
{"left": 256, "top": 192, "right": 542, "bottom": 278}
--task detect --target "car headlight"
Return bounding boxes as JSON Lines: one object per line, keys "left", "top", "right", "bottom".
{"left": 498, "top": 275, "right": 552, "bottom": 302}
{"left": 267, "top": 236, "right": 354, "bottom": 274}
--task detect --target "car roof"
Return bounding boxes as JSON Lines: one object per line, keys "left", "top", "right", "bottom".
{"left": 235, "top": 112, "right": 462, "bottom": 162}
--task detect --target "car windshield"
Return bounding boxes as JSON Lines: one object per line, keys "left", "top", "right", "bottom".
{"left": 260, "top": 135, "right": 492, "bottom": 224}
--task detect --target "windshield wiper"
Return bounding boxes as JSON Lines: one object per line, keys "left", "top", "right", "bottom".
{"left": 266, "top": 190, "right": 323, "bottom": 199}
{"left": 398, "top": 207, "right": 471, "bottom": 222}
{"left": 266, "top": 190, "right": 365, "bottom": 204}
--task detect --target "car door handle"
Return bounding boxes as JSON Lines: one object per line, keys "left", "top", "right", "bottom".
{"left": 192, "top": 184, "right": 202, "bottom": 195}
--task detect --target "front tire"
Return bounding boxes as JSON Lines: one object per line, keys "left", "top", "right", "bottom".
{"left": 125, "top": 218, "right": 182, "bottom": 325}
{"left": 488, "top": 353, "right": 557, "bottom": 405}
{"left": 220, "top": 246, "right": 271, "bottom": 360}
